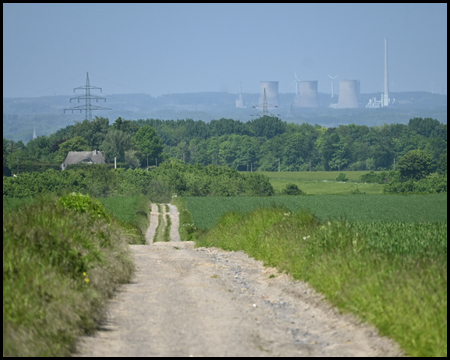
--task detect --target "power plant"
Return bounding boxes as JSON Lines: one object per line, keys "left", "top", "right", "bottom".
{"left": 258, "top": 81, "right": 280, "bottom": 108}
{"left": 298, "top": 81, "right": 319, "bottom": 107}
{"left": 337, "top": 80, "right": 360, "bottom": 108}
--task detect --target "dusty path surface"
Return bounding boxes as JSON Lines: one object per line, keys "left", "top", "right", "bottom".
{"left": 145, "top": 204, "right": 159, "bottom": 244}
{"left": 75, "top": 207, "right": 402, "bottom": 357}
{"left": 168, "top": 204, "right": 180, "bottom": 242}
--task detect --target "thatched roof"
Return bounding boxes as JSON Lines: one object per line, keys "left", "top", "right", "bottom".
{"left": 61, "top": 150, "right": 105, "bottom": 170}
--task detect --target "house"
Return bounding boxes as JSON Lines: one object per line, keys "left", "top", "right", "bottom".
{"left": 61, "top": 150, "right": 106, "bottom": 170}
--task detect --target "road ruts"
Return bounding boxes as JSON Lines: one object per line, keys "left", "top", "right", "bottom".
{"left": 145, "top": 203, "right": 159, "bottom": 244}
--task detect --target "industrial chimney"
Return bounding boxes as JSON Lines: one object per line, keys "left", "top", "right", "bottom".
{"left": 258, "top": 81, "right": 280, "bottom": 108}
{"left": 383, "top": 38, "right": 390, "bottom": 107}
{"left": 337, "top": 80, "right": 360, "bottom": 108}
{"left": 298, "top": 81, "right": 319, "bottom": 107}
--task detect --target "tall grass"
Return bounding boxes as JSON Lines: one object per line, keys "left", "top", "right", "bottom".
{"left": 164, "top": 214, "right": 172, "bottom": 242}
{"left": 171, "top": 197, "right": 196, "bottom": 241}
{"left": 154, "top": 213, "right": 166, "bottom": 242}
{"left": 195, "top": 206, "right": 447, "bottom": 357}
{"left": 3, "top": 194, "right": 135, "bottom": 356}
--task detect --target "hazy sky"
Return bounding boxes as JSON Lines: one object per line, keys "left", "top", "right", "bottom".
{"left": 3, "top": 3, "right": 447, "bottom": 98}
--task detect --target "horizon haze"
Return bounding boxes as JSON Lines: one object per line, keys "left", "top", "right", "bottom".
{"left": 3, "top": 4, "right": 448, "bottom": 98}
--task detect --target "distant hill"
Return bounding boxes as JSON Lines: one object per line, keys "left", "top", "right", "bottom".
{"left": 3, "top": 91, "right": 447, "bottom": 143}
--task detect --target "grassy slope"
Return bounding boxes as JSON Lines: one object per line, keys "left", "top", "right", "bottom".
{"left": 194, "top": 207, "right": 447, "bottom": 357}
{"left": 3, "top": 195, "right": 135, "bottom": 356}
{"left": 185, "top": 194, "right": 447, "bottom": 230}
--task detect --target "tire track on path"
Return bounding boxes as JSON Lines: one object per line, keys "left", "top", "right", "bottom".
{"left": 145, "top": 203, "right": 159, "bottom": 244}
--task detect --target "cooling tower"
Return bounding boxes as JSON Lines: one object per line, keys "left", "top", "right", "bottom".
{"left": 298, "top": 81, "right": 319, "bottom": 107}
{"left": 258, "top": 81, "right": 279, "bottom": 108}
{"left": 337, "top": 80, "right": 360, "bottom": 108}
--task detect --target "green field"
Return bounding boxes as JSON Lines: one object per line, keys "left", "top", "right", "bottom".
{"left": 258, "top": 171, "right": 384, "bottom": 194}
{"left": 185, "top": 194, "right": 447, "bottom": 229}
{"left": 97, "top": 196, "right": 150, "bottom": 244}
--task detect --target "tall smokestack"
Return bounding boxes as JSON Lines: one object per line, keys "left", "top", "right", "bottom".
{"left": 383, "top": 38, "right": 389, "bottom": 107}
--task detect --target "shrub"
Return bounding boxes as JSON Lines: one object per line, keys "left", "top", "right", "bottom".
{"left": 281, "top": 183, "right": 304, "bottom": 195}
{"left": 57, "top": 192, "right": 110, "bottom": 223}
{"left": 336, "top": 173, "right": 348, "bottom": 182}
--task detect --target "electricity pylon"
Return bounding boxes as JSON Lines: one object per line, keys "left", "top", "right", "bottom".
{"left": 251, "top": 88, "right": 279, "bottom": 117}
{"left": 64, "top": 72, "right": 111, "bottom": 121}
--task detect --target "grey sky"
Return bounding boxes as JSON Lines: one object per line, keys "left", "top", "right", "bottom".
{"left": 3, "top": 3, "right": 447, "bottom": 98}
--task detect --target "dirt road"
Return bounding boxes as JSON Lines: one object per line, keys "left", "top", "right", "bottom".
{"left": 75, "top": 205, "right": 402, "bottom": 357}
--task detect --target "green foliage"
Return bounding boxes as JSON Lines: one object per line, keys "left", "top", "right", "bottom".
{"left": 437, "top": 152, "right": 447, "bottom": 175}
{"left": 397, "top": 150, "right": 433, "bottom": 181}
{"left": 132, "top": 126, "right": 164, "bottom": 166}
{"left": 359, "top": 170, "right": 395, "bottom": 184}
{"left": 3, "top": 195, "right": 134, "bottom": 356}
{"left": 4, "top": 115, "right": 447, "bottom": 176}
{"left": 100, "top": 129, "right": 132, "bottom": 163}
{"left": 249, "top": 115, "right": 286, "bottom": 139}
{"left": 384, "top": 173, "right": 447, "bottom": 194}
{"left": 280, "top": 183, "right": 304, "bottom": 195}
{"left": 164, "top": 213, "right": 171, "bottom": 242}
{"left": 55, "top": 136, "right": 91, "bottom": 164}
{"left": 336, "top": 172, "right": 348, "bottom": 181}
{"left": 57, "top": 192, "right": 110, "bottom": 223}
{"left": 195, "top": 207, "right": 447, "bottom": 357}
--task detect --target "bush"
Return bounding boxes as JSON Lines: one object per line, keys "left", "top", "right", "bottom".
{"left": 57, "top": 192, "right": 110, "bottom": 223}
{"left": 281, "top": 183, "right": 304, "bottom": 195}
{"left": 336, "top": 173, "right": 348, "bottom": 182}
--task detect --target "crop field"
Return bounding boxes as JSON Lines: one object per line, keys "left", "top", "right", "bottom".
{"left": 97, "top": 196, "right": 149, "bottom": 225}
{"left": 258, "top": 171, "right": 384, "bottom": 194}
{"left": 185, "top": 194, "right": 447, "bottom": 229}
{"left": 97, "top": 195, "right": 150, "bottom": 243}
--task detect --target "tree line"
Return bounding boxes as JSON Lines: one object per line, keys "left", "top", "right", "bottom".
{"left": 3, "top": 115, "right": 447, "bottom": 176}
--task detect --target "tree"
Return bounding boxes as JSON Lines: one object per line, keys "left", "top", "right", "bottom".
{"left": 100, "top": 129, "right": 132, "bottom": 163}
{"left": 132, "top": 126, "right": 164, "bottom": 168}
{"left": 437, "top": 152, "right": 447, "bottom": 175}
{"left": 397, "top": 150, "right": 433, "bottom": 181}
{"left": 250, "top": 116, "right": 286, "bottom": 139}
{"left": 55, "top": 136, "right": 91, "bottom": 164}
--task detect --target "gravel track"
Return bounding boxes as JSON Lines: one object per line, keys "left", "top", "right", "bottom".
{"left": 75, "top": 206, "right": 402, "bottom": 357}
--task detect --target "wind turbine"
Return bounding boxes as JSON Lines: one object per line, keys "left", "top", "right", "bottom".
{"left": 328, "top": 74, "right": 338, "bottom": 98}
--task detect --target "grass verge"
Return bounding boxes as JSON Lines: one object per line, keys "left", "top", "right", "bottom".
{"left": 3, "top": 193, "right": 135, "bottom": 356}
{"left": 154, "top": 211, "right": 166, "bottom": 242}
{"left": 164, "top": 214, "right": 172, "bottom": 242}
{"left": 195, "top": 206, "right": 447, "bottom": 357}
{"left": 171, "top": 196, "right": 198, "bottom": 241}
